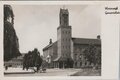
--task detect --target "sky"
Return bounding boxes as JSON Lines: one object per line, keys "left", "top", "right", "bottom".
{"left": 11, "top": 5, "right": 101, "bottom": 55}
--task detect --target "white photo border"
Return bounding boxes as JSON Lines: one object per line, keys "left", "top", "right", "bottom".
{"left": 0, "top": 1, "right": 120, "bottom": 80}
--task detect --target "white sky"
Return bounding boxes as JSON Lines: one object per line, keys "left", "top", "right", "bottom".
{"left": 11, "top": 5, "right": 101, "bottom": 55}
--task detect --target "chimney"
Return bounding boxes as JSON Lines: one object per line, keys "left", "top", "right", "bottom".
{"left": 97, "top": 35, "right": 100, "bottom": 39}
{"left": 49, "top": 39, "right": 52, "bottom": 44}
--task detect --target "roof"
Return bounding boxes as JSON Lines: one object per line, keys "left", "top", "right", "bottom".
{"left": 43, "top": 41, "right": 57, "bottom": 51}
{"left": 60, "top": 8, "right": 68, "bottom": 14}
{"left": 72, "top": 37, "right": 101, "bottom": 45}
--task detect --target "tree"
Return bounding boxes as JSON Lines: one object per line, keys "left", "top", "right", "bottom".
{"left": 35, "top": 55, "right": 43, "bottom": 72}
{"left": 83, "top": 44, "right": 101, "bottom": 69}
{"left": 23, "top": 54, "right": 28, "bottom": 70}
{"left": 23, "top": 48, "right": 43, "bottom": 72}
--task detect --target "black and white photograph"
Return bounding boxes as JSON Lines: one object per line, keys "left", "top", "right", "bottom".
{"left": 0, "top": 1, "right": 119, "bottom": 80}
{"left": 3, "top": 4, "right": 102, "bottom": 76}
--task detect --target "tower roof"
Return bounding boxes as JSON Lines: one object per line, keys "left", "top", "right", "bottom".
{"left": 60, "top": 8, "right": 69, "bottom": 14}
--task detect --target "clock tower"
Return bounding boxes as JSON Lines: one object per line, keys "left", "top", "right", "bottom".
{"left": 57, "top": 8, "right": 73, "bottom": 68}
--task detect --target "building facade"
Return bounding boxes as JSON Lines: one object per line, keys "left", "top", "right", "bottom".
{"left": 71, "top": 38, "right": 101, "bottom": 68}
{"left": 43, "top": 8, "right": 101, "bottom": 68}
{"left": 4, "top": 5, "right": 21, "bottom": 61}
{"left": 43, "top": 40, "right": 57, "bottom": 68}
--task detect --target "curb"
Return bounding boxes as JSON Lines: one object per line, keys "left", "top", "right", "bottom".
{"left": 4, "top": 72, "right": 35, "bottom": 75}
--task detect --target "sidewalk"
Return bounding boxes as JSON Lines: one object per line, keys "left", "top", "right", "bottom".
{"left": 4, "top": 67, "right": 35, "bottom": 74}
{"left": 71, "top": 68, "right": 101, "bottom": 76}
{"left": 4, "top": 68, "right": 81, "bottom": 76}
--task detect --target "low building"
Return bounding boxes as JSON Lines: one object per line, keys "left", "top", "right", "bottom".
{"left": 4, "top": 54, "right": 25, "bottom": 68}
{"left": 43, "top": 40, "right": 57, "bottom": 68}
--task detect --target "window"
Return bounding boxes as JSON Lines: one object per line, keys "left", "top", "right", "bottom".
{"left": 85, "top": 62, "right": 87, "bottom": 65}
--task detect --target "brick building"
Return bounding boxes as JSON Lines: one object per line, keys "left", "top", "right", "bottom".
{"left": 43, "top": 8, "right": 101, "bottom": 68}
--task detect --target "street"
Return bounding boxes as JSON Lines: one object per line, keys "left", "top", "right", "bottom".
{"left": 4, "top": 68, "right": 82, "bottom": 76}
